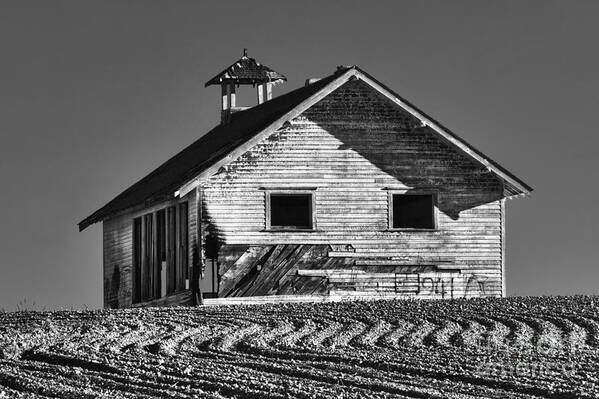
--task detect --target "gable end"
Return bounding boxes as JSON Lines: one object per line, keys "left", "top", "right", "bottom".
{"left": 177, "top": 67, "right": 532, "bottom": 199}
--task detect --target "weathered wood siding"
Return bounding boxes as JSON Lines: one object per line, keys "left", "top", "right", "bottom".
{"left": 102, "top": 193, "right": 197, "bottom": 309}
{"left": 103, "top": 78, "right": 508, "bottom": 307}
{"left": 103, "top": 215, "right": 132, "bottom": 308}
{"left": 203, "top": 79, "right": 505, "bottom": 299}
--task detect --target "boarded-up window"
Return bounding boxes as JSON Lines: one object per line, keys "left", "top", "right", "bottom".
{"left": 132, "top": 202, "right": 189, "bottom": 304}
{"left": 392, "top": 194, "right": 435, "bottom": 229}
{"left": 269, "top": 194, "right": 313, "bottom": 229}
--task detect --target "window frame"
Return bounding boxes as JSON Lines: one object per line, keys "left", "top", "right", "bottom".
{"left": 132, "top": 201, "right": 189, "bottom": 304}
{"left": 387, "top": 189, "right": 438, "bottom": 231}
{"left": 263, "top": 188, "right": 317, "bottom": 232}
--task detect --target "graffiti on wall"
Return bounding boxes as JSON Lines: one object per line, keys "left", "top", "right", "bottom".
{"left": 323, "top": 270, "right": 490, "bottom": 299}
{"left": 296, "top": 266, "right": 494, "bottom": 299}
{"left": 394, "top": 272, "right": 489, "bottom": 298}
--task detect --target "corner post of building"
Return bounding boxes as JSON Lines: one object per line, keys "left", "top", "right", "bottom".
{"left": 501, "top": 198, "right": 506, "bottom": 297}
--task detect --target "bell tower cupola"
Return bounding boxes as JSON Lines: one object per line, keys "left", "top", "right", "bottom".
{"left": 205, "top": 49, "right": 287, "bottom": 124}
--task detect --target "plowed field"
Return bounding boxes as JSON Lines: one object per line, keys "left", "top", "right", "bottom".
{"left": 1, "top": 296, "right": 598, "bottom": 398}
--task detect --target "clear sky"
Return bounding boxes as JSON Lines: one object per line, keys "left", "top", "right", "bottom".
{"left": 1, "top": 0, "right": 598, "bottom": 310}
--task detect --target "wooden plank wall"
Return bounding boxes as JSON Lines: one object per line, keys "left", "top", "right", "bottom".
{"left": 102, "top": 193, "right": 196, "bottom": 309}
{"left": 216, "top": 244, "right": 496, "bottom": 299}
{"left": 203, "top": 79, "right": 505, "bottom": 300}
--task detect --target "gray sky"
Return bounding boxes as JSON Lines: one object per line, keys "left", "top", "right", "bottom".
{"left": 1, "top": 0, "right": 597, "bottom": 310}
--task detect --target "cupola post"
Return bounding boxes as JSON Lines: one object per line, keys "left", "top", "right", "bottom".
{"left": 221, "top": 83, "right": 236, "bottom": 110}
{"left": 256, "top": 83, "right": 273, "bottom": 104}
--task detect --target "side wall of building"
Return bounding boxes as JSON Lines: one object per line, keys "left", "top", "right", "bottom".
{"left": 202, "top": 79, "right": 505, "bottom": 299}
{"left": 102, "top": 192, "right": 197, "bottom": 309}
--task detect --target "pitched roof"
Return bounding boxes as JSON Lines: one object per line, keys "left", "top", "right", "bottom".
{"left": 205, "top": 54, "right": 287, "bottom": 87}
{"left": 79, "top": 66, "right": 532, "bottom": 231}
{"left": 78, "top": 70, "right": 341, "bottom": 231}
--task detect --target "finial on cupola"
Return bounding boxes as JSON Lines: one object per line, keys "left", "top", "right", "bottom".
{"left": 205, "top": 50, "right": 287, "bottom": 124}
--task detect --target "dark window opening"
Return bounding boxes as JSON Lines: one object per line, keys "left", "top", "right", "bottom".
{"left": 392, "top": 194, "right": 435, "bottom": 229}
{"left": 200, "top": 231, "right": 219, "bottom": 298}
{"left": 132, "top": 218, "right": 142, "bottom": 304}
{"left": 178, "top": 203, "right": 189, "bottom": 290}
{"left": 156, "top": 209, "right": 165, "bottom": 298}
{"left": 270, "top": 194, "right": 312, "bottom": 229}
{"left": 132, "top": 202, "right": 189, "bottom": 304}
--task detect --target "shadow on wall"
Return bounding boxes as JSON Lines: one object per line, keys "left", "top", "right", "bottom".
{"left": 302, "top": 79, "right": 504, "bottom": 220}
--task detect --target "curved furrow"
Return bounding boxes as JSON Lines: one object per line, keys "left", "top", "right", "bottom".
{"left": 226, "top": 342, "right": 555, "bottom": 399}
{"left": 507, "top": 314, "right": 565, "bottom": 355}
{"left": 125, "top": 346, "right": 482, "bottom": 398}
{"left": 207, "top": 353, "right": 481, "bottom": 399}
{"left": 155, "top": 356, "right": 385, "bottom": 399}
{"left": 500, "top": 315, "right": 535, "bottom": 351}
{"left": 197, "top": 321, "right": 240, "bottom": 350}
{"left": 154, "top": 326, "right": 213, "bottom": 356}
{"left": 20, "top": 347, "right": 295, "bottom": 399}
{"left": 300, "top": 319, "right": 344, "bottom": 349}
{"left": 530, "top": 317, "right": 565, "bottom": 355}
{"left": 100, "top": 321, "right": 173, "bottom": 353}
{"left": 207, "top": 344, "right": 451, "bottom": 398}
{"left": 1, "top": 359, "right": 144, "bottom": 399}
{"left": 543, "top": 314, "right": 587, "bottom": 352}
{"left": 243, "top": 319, "right": 295, "bottom": 349}
{"left": 454, "top": 317, "right": 486, "bottom": 348}
{"left": 14, "top": 361, "right": 217, "bottom": 399}
{"left": 324, "top": 320, "right": 367, "bottom": 349}
{"left": 479, "top": 317, "right": 511, "bottom": 350}
{"left": 569, "top": 315, "right": 599, "bottom": 347}
{"left": 381, "top": 347, "right": 587, "bottom": 399}
{"left": 3, "top": 297, "right": 599, "bottom": 398}
{"left": 378, "top": 320, "right": 415, "bottom": 349}
{"left": 426, "top": 319, "right": 462, "bottom": 347}
{"left": 178, "top": 324, "right": 230, "bottom": 354}
{"left": 275, "top": 319, "right": 318, "bottom": 349}
{"left": 208, "top": 322, "right": 263, "bottom": 352}
{"left": 0, "top": 324, "right": 66, "bottom": 360}
{"left": 0, "top": 367, "right": 116, "bottom": 399}
{"left": 0, "top": 331, "right": 24, "bottom": 360}
{"left": 352, "top": 319, "right": 393, "bottom": 348}
{"left": 283, "top": 352, "right": 536, "bottom": 399}
{"left": 401, "top": 319, "right": 436, "bottom": 347}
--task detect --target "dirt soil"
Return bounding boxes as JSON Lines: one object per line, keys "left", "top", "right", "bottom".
{"left": 1, "top": 296, "right": 598, "bottom": 398}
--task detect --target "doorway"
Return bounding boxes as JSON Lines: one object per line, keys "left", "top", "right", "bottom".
{"left": 200, "top": 258, "right": 218, "bottom": 298}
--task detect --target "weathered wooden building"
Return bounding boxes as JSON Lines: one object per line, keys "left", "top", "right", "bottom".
{"left": 79, "top": 52, "right": 532, "bottom": 308}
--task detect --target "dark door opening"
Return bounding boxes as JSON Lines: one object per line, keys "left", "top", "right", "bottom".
{"left": 199, "top": 258, "right": 219, "bottom": 298}
{"left": 200, "top": 232, "right": 219, "bottom": 298}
